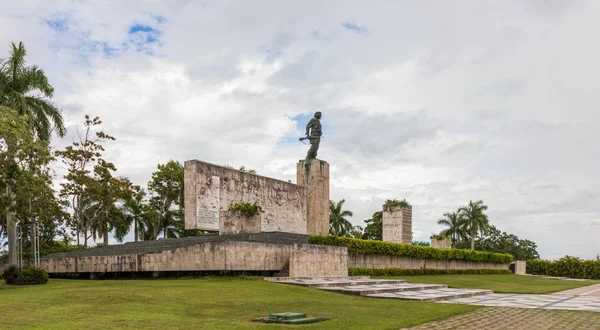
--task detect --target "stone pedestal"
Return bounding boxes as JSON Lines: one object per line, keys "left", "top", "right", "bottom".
{"left": 431, "top": 238, "right": 451, "bottom": 249}
{"left": 219, "top": 210, "right": 261, "bottom": 235}
{"left": 296, "top": 159, "right": 329, "bottom": 235}
{"left": 382, "top": 206, "right": 412, "bottom": 244}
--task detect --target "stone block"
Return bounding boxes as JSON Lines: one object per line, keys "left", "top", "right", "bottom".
{"left": 511, "top": 260, "right": 526, "bottom": 275}
{"left": 382, "top": 206, "right": 412, "bottom": 244}
{"left": 289, "top": 244, "right": 348, "bottom": 277}
{"left": 296, "top": 160, "right": 329, "bottom": 235}
{"left": 219, "top": 210, "right": 262, "bottom": 235}
{"left": 431, "top": 238, "right": 452, "bottom": 249}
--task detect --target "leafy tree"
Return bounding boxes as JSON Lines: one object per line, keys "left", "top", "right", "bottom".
{"left": 56, "top": 115, "right": 133, "bottom": 247}
{"left": 436, "top": 211, "right": 464, "bottom": 248}
{"left": 476, "top": 225, "right": 540, "bottom": 260}
{"left": 0, "top": 107, "right": 56, "bottom": 264}
{"left": 362, "top": 211, "right": 383, "bottom": 240}
{"left": 145, "top": 160, "right": 184, "bottom": 239}
{"left": 458, "top": 200, "right": 491, "bottom": 250}
{"left": 0, "top": 41, "right": 66, "bottom": 264}
{"left": 349, "top": 226, "right": 364, "bottom": 239}
{"left": 329, "top": 199, "right": 354, "bottom": 236}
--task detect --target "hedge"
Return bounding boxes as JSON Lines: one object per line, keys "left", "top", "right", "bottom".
{"left": 2, "top": 265, "right": 49, "bottom": 285}
{"left": 527, "top": 256, "right": 600, "bottom": 280}
{"left": 349, "top": 268, "right": 513, "bottom": 276}
{"left": 308, "top": 235, "right": 513, "bottom": 264}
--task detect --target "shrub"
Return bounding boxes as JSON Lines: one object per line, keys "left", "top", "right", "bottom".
{"left": 17, "top": 267, "right": 49, "bottom": 285}
{"left": 228, "top": 202, "right": 263, "bottom": 217}
{"left": 527, "top": 256, "right": 600, "bottom": 280}
{"left": 349, "top": 268, "right": 512, "bottom": 276}
{"left": 2, "top": 265, "right": 20, "bottom": 284}
{"left": 308, "top": 235, "right": 513, "bottom": 264}
{"left": 383, "top": 199, "right": 410, "bottom": 210}
{"left": 2, "top": 266, "right": 48, "bottom": 285}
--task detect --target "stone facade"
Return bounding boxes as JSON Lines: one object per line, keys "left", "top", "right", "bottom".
{"left": 349, "top": 254, "right": 509, "bottom": 271}
{"left": 219, "top": 210, "right": 261, "bottom": 235}
{"left": 296, "top": 160, "right": 330, "bottom": 235}
{"left": 512, "top": 260, "right": 527, "bottom": 275}
{"left": 431, "top": 238, "right": 452, "bottom": 249}
{"left": 184, "top": 160, "right": 307, "bottom": 234}
{"left": 289, "top": 244, "right": 348, "bottom": 277}
{"left": 382, "top": 206, "right": 412, "bottom": 244}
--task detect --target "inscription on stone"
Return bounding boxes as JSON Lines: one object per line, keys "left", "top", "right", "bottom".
{"left": 196, "top": 176, "right": 220, "bottom": 231}
{"left": 382, "top": 209, "right": 403, "bottom": 243}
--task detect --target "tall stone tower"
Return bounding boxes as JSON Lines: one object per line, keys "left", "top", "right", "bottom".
{"left": 297, "top": 159, "right": 330, "bottom": 235}
{"left": 382, "top": 205, "right": 413, "bottom": 244}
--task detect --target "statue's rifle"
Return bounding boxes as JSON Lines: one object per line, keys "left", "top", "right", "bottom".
{"left": 298, "top": 136, "right": 322, "bottom": 144}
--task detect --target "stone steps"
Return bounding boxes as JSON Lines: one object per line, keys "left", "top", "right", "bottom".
{"left": 320, "top": 283, "right": 448, "bottom": 295}
{"left": 266, "top": 276, "right": 494, "bottom": 302}
{"left": 366, "top": 288, "right": 493, "bottom": 302}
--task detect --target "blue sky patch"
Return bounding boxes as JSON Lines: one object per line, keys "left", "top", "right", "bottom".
{"left": 342, "top": 21, "right": 368, "bottom": 35}
{"left": 46, "top": 13, "right": 70, "bottom": 32}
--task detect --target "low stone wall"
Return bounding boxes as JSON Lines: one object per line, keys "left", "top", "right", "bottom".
{"left": 349, "top": 254, "right": 509, "bottom": 270}
{"left": 289, "top": 244, "right": 348, "bottom": 277}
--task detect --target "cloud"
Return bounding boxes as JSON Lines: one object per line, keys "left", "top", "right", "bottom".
{"left": 1, "top": 1, "right": 599, "bottom": 259}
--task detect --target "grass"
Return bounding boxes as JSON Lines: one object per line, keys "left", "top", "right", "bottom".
{"left": 0, "top": 277, "right": 479, "bottom": 330}
{"left": 377, "top": 274, "right": 600, "bottom": 294}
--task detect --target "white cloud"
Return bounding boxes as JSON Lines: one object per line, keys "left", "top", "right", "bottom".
{"left": 1, "top": 0, "right": 599, "bottom": 259}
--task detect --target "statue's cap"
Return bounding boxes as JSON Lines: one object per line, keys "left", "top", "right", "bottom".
{"left": 314, "top": 111, "right": 322, "bottom": 116}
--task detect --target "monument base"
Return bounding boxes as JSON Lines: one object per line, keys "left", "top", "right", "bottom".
{"left": 296, "top": 159, "right": 330, "bottom": 236}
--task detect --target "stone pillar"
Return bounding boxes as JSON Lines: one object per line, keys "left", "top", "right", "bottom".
{"left": 431, "top": 238, "right": 451, "bottom": 249}
{"left": 511, "top": 261, "right": 526, "bottom": 275}
{"left": 297, "top": 159, "right": 329, "bottom": 235}
{"left": 382, "top": 206, "right": 412, "bottom": 244}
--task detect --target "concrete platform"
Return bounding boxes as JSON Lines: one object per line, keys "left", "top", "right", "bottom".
{"left": 320, "top": 283, "right": 448, "bottom": 295}
{"left": 368, "top": 288, "right": 492, "bottom": 302}
{"left": 265, "top": 277, "right": 406, "bottom": 288}
{"left": 441, "top": 293, "right": 600, "bottom": 312}
{"left": 552, "top": 284, "right": 600, "bottom": 296}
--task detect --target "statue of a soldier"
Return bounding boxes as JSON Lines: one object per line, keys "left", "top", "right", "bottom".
{"left": 302, "top": 111, "right": 322, "bottom": 160}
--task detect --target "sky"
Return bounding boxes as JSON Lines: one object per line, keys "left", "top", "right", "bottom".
{"left": 1, "top": 0, "right": 599, "bottom": 260}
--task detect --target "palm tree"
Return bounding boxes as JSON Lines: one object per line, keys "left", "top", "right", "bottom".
{"left": 437, "top": 211, "right": 464, "bottom": 248}
{"left": 329, "top": 199, "right": 354, "bottom": 236}
{"left": 0, "top": 42, "right": 66, "bottom": 141}
{"left": 120, "top": 189, "right": 147, "bottom": 242}
{"left": 458, "top": 200, "right": 491, "bottom": 250}
{"left": 1, "top": 42, "right": 66, "bottom": 264}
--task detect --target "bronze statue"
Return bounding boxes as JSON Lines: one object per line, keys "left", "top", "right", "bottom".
{"left": 300, "top": 111, "right": 322, "bottom": 160}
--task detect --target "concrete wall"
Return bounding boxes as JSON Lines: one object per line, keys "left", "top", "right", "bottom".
{"left": 431, "top": 238, "right": 452, "bottom": 249}
{"left": 382, "top": 206, "right": 412, "bottom": 244}
{"left": 185, "top": 160, "right": 307, "bottom": 234}
{"left": 349, "top": 253, "right": 509, "bottom": 270}
{"left": 289, "top": 244, "right": 348, "bottom": 277}
{"left": 219, "top": 210, "right": 261, "bottom": 235}
{"left": 296, "top": 160, "right": 329, "bottom": 235}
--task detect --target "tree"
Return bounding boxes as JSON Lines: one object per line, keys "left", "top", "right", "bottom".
{"left": 329, "top": 199, "right": 354, "bottom": 236}
{"left": 120, "top": 188, "right": 146, "bottom": 242}
{"left": 349, "top": 226, "right": 364, "bottom": 239}
{"left": 0, "top": 107, "right": 56, "bottom": 264}
{"left": 362, "top": 211, "right": 382, "bottom": 240}
{"left": 0, "top": 41, "right": 66, "bottom": 265}
{"left": 458, "top": 200, "right": 491, "bottom": 250}
{"left": 0, "top": 42, "right": 66, "bottom": 141}
{"left": 476, "top": 225, "right": 540, "bottom": 260}
{"left": 145, "top": 160, "right": 184, "bottom": 239}
{"left": 56, "top": 115, "right": 132, "bottom": 247}
{"left": 436, "top": 211, "right": 464, "bottom": 248}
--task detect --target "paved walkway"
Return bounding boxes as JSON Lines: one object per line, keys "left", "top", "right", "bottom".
{"left": 404, "top": 307, "right": 600, "bottom": 330}
{"left": 553, "top": 283, "right": 600, "bottom": 296}
{"left": 441, "top": 293, "right": 600, "bottom": 312}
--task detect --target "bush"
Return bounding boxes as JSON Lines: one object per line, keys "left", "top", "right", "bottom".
{"left": 2, "top": 265, "right": 20, "bottom": 284}
{"left": 2, "top": 266, "right": 48, "bottom": 285}
{"left": 527, "top": 256, "right": 600, "bottom": 279}
{"left": 228, "top": 202, "right": 263, "bottom": 217}
{"left": 349, "top": 268, "right": 512, "bottom": 276}
{"left": 308, "top": 235, "right": 513, "bottom": 264}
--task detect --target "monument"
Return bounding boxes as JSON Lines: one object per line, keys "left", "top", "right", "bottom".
{"left": 297, "top": 111, "right": 330, "bottom": 235}
{"left": 382, "top": 202, "right": 413, "bottom": 244}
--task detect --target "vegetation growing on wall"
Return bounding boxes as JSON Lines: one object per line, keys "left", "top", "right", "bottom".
{"left": 309, "top": 235, "right": 514, "bottom": 263}
{"left": 349, "top": 268, "right": 512, "bottom": 276}
{"left": 228, "top": 202, "right": 263, "bottom": 217}
{"left": 383, "top": 198, "right": 411, "bottom": 210}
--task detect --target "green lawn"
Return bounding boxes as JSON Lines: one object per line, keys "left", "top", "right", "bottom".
{"left": 0, "top": 277, "right": 478, "bottom": 330}
{"left": 378, "top": 275, "right": 599, "bottom": 294}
